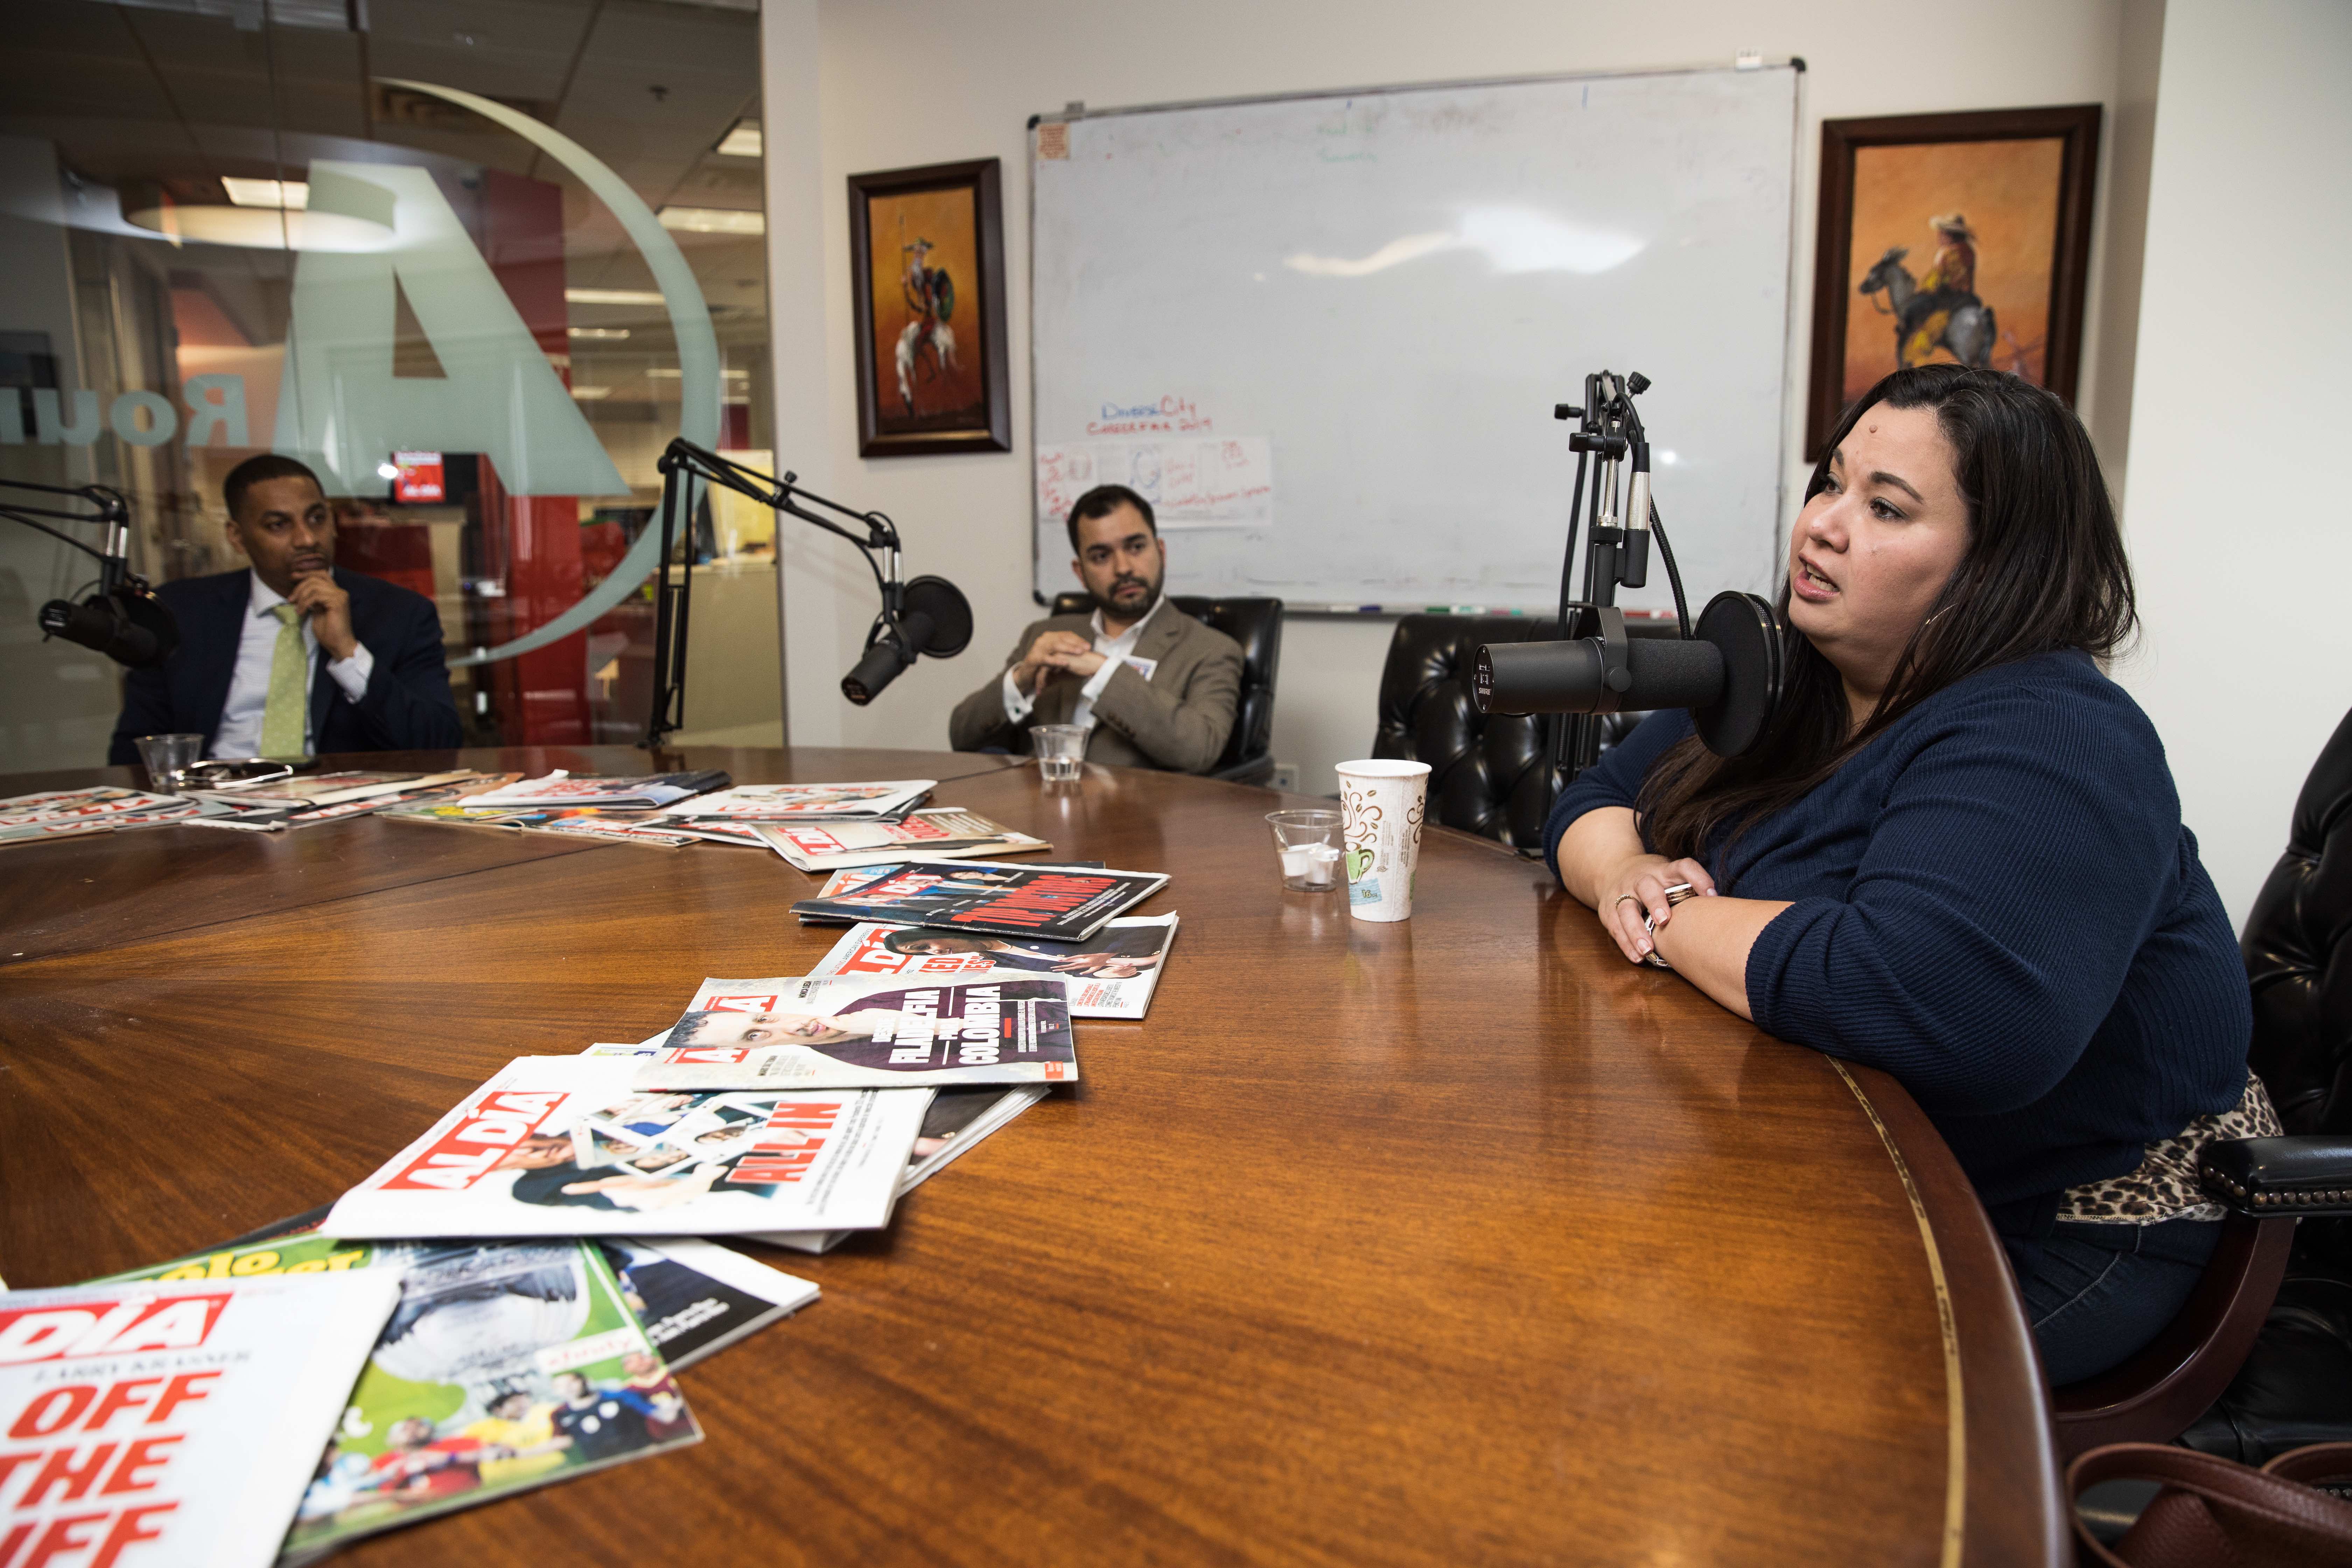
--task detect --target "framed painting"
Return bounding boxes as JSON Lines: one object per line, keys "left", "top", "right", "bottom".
{"left": 848, "top": 158, "right": 1011, "bottom": 457}
{"left": 1806, "top": 105, "right": 2101, "bottom": 459}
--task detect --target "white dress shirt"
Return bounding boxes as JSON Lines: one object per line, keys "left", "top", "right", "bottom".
{"left": 1001, "top": 594, "right": 1168, "bottom": 733}
{"left": 210, "top": 572, "right": 375, "bottom": 759}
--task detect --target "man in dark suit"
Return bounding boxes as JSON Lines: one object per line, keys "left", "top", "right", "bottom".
{"left": 107, "top": 454, "right": 462, "bottom": 764}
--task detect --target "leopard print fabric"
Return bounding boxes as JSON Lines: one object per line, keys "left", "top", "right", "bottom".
{"left": 2056, "top": 1074, "right": 2283, "bottom": 1224}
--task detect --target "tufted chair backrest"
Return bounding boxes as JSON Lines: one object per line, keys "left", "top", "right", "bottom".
{"left": 2242, "top": 705, "right": 2352, "bottom": 1134}
{"left": 1369, "top": 615, "right": 1661, "bottom": 852}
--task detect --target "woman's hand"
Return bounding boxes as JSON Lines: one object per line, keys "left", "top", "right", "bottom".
{"left": 1597, "top": 854, "right": 1717, "bottom": 964}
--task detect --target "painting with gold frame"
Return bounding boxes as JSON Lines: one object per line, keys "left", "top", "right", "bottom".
{"left": 1806, "top": 106, "right": 2101, "bottom": 460}
{"left": 848, "top": 158, "right": 1011, "bottom": 457}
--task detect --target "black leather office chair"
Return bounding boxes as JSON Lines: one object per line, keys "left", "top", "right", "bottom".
{"left": 2052, "top": 704, "right": 2352, "bottom": 1459}
{"left": 2168, "top": 704, "right": 2352, "bottom": 1462}
{"left": 1370, "top": 614, "right": 1674, "bottom": 852}
{"left": 1045, "top": 592, "right": 1283, "bottom": 785}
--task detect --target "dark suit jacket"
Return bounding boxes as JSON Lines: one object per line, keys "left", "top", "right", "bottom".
{"left": 108, "top": 568, "right": 464, "bottom": 764}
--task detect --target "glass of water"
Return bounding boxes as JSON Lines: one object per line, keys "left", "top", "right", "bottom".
{"left": 133, "top": 733, "right": 205, "bottom": 792}
{"left": 1033, "top": 724, "right": 1088, "bottom": 782}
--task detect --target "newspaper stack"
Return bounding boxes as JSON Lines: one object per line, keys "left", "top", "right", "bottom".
{"left": 0, "top": 784, "right": 232, "bottom": 846}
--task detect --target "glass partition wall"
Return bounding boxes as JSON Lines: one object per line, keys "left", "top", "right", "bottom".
{"left": 0, "top": 0, "right": 775, "bottom": 773}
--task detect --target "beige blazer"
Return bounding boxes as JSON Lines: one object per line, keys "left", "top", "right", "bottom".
{"left": 948, "top": 602, "right": 1244, "bottom": 774}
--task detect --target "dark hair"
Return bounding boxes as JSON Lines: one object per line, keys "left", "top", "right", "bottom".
{"left": 1065, "top": 484, "right": 1156, "bottom": 554}
{"left": 223, "top": 453, "right": 323, "bottom": 517}
{"left": 1637, "top": 364, "right": 2135, "bottom": 872}
{"left": 878, "top": 930, "right": 987, "bottom": 953}
{"left": 664, "top": 1012, "right": 721, "bottom": 1046}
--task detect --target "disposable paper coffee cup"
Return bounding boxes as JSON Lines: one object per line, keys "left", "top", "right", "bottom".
{"left": 1335, "top": 760, "right": 1431, "bottom": 923}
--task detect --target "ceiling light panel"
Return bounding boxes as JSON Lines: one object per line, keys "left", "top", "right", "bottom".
{"left": 221, "top": 177, "right": 308, "bottom": 210}
{"left": 657, "top": 206, "right": 764, "bottom": 236}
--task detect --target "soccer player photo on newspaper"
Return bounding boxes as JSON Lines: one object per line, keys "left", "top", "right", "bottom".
{"left": 97, "top": 1222, "right": 700, "bottom": 1561}
{"left": 636, "top": 973, "right": 1078, "bottom": 1091}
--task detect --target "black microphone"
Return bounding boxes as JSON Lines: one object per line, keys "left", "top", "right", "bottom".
{"left": 840, "top": 574, "right": 973, "bottom": 705}
{"left": 1475, "top": 591, "right": 1784, "bottom": 758}
{"left": 38, "top": 583, "right": 180, "bottom": 668}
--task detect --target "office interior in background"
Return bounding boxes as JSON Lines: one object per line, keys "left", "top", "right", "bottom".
{"left": 4, "top": 0, "right": 2352, "bottom": 1561}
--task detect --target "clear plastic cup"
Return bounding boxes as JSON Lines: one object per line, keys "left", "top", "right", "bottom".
{"left": 1266, "top": 808, "right": 1344, "bottom": 892}
{"left": 1033, "top": 724, "right": 1088, "bottom": 782}
{"left": 133, "top": 733, "right": 205, "bottom": 793}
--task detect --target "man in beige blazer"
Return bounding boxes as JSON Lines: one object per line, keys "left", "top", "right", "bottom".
{"left": 949, "top": 485, "right": 1242, "bottom": 773}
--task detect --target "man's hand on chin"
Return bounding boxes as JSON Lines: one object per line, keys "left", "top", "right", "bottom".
{"left": 289, "top": 570, "right": 358, "bottom": 661}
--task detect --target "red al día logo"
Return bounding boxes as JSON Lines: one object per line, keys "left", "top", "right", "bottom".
{"left": 0, "top": 1292, "right": 234, "bottom": 1365}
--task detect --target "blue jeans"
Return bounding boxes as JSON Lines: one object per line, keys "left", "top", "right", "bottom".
{"left": 2001, "top": 1216, "right": 2222, "bottom": 1386}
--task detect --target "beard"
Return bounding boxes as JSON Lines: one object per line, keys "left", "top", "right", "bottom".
{"left": 1099, "top": 568, "right": 1162, "bottom": 616}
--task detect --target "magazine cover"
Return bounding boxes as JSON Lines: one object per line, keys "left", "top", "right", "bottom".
{"left": 457, "top": 770, "right": 729, "bottom": 810}
{"left": 752, "top": 1085, "right": 1050, "bottom": 1254}
{"left": 98, "top": 1219, "right": 702, "bottom": 1562}
{"left": 380, "top": 803, "right": 705, "bottom": 846}
{"left": 0, "top": 794, "right": 224, "bottom": 845}
{"left": 0, "top": 1270, "right": 399, "bottom": 1568}
{"left": 524, "top": 813, "right": 700, "bottom": 849}
{"left": 788, "top": 860, "right": 1168, "bottom": 940}
{"left": 751, "top": 809, "right": 1049, "bottom": 872}
{"left": 596, "top": 1238, "right": 818, "bottom": 1370}
{"left": 794, "top": 860, "right": 1110, "bottom": 923}
{"left": 660, "top": 780, "right": 934, "bottom": 821}
{"left": 322, "top": 1055, "right": 928, "bottom": 1238}
{"left": 191, "top": 769, "right": 477, "bottom": 807}
{"left": 189, "top": 775, "right": 517, "bottom": 834}
{"left": 634, "top": 974, "right": 1077, "bottom": 1091}
{"left": 659, "top": 820, "right": 768, "bottom": 847}
{"left": 0, "top": 785, "right": 189, "bottom": 827}
{"left": 810, "top": 914, "right": 1178, "bottom": 1020}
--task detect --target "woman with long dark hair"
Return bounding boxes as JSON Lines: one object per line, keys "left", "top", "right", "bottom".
{"left": 1546, "top": 364, "right": 2276, "bottom": 1385}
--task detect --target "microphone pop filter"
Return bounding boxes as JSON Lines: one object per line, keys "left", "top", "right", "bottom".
{"left": 900, "top": 575, "right": 971, "bottom": 658}
{"left": 1690, "top": 592, "right": 1782, "bottom": 758}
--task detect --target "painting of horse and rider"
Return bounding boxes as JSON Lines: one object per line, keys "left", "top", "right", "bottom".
{"left": 849, "top": 158, "right": 1012, "bottom": 457}
{"left": 1807, "top": 106, "right": 2102, "bottom": 459}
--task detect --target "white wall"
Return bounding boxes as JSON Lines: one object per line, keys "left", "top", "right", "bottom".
{"left": 2111, "top": 0, "right": 2352, "bottom": 926}
{"left": 770, "top": 1, "right": 2152, "bottom": 793}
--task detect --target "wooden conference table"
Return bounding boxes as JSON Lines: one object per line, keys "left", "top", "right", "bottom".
{"left": 0, "top": 746, "right": 2063, "bottom": 1566}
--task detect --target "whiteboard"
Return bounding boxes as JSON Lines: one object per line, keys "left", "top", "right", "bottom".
{"left": 1030, "top": 65, "right": 1799, "bottom": 612}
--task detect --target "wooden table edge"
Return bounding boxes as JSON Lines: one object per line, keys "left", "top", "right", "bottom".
{"left": 1835, "top": 1060, "right": 2068, "bottom": 1568}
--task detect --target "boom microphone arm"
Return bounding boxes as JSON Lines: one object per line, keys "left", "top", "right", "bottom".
{"left": 5, "top": 478, "right": 179, "bottom": 668}
{"left": 645, "top": 439, "right": 972, "bottom": 747}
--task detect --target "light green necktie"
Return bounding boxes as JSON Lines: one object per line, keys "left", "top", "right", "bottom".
{"left": 259, "top": 603, "right": 310, "bottom": 762}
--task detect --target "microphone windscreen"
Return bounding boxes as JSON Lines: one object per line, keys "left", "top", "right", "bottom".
{"left": 40, "top": 593, "right": 168, "bottom": 667}
{"left": 117, "top": 585, "right": 180, "bottom": 664}
{"left": 1619, "top": 637, "right": 1723, "bottom": 710}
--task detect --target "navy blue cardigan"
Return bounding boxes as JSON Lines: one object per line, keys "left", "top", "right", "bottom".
{"left": 1543, "top": 650, "right": 2250, "bottom": 1211}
